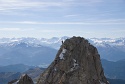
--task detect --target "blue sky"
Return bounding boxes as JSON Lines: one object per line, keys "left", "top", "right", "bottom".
{"left": 0, "top": 0, "right": 125, "bottom": 38}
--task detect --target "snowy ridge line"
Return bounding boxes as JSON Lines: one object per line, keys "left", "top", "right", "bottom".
{"left": 0, "top": 37, "right": 125, "bottom": 48}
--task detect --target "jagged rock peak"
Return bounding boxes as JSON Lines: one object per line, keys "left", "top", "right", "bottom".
{"left": 18, "top": 74, "right": 34, "bottom": 84}
{"left": 37, "top": 36, "right": 109, "bottom": 84}
{"left": 8, "top": 74, "right": 34, "bottom": 84}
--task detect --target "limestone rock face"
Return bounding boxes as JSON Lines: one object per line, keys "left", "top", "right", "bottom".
{"left": 37, "top": 37, "right": 109, "bottom": 84}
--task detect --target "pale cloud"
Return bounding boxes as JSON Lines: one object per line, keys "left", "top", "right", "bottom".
{"left": 0, "top": 19, "right": 125, "bottom": 25}
{"left": 39, "top": 30, "right": 62, "bottom": 33}
{"left": 0, "top": 0, "right": 64, "bottom": 12}
{"left": 62, "top": 0, "right": 103, "bottom": 6}
{"left": 0, "top": 28, "right": 21, "bottom": 31}
{"left": 111, "top": 30, "right": 125, "bottom": 33}
{"left": 0, "top": 0, "right": 123, "bottom": 15}
{"left": 0, "top": 28, "right": 36, "bottom": 31}
{"left": 0, "top": 0, "right": 104, "bottom": 12}
{"left": 0, "top": 0, "right": 121, "bottom": 18}
{"left": 64, "top": 14, "right": 79, "bottom": 17}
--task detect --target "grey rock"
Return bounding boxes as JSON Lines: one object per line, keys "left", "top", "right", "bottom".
{"left": 17, "top": 74, "right": 34, "bottom": 84}
{"left": 37, "top": 36, "right": 109, "bottom": 84}
{"left": 9, "top": 74, "right": 34, "bottom": 84}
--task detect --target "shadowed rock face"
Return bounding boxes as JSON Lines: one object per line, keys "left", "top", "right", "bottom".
{"left": 17, "top": 74, "right": 34, "bottom": 84}
{"left": 8, "top": 74, "right": 34, "bottom": 84}
{"left": 37, "top": 37, "right": 109, "bottom": 84}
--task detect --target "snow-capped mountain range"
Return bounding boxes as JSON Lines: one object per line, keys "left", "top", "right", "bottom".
{"left": 90, "top": 37, "right": 125, "bottom": 47}
{"left": 0, "top": 36, "right": 125, "bottom": 48}
{"left": 0, "top": 36, "right": 125, "bottom": 62}
{"left": 0, "top": 36, "right": 68, "bottom": 49}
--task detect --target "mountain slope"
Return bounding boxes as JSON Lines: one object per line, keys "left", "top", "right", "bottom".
{"left": 0, "top": 43, "right": 57, "bottom": 66}
{"left": 102, "top": 59, "right": 125, "bottom": 80}
{"left": 0, "top": 72, "right": 21, "bottom": 84}
{"left": 108, "top": 78, "right": 125, "bottom": 84}
{"left": 0, "top": 64, "right": 34, "bottom": 72}
{"left": 97, "top": 46, "right": 125, "bottom": 61}
{"left": 23, "top": 67, "right": 46, "bottom": 83}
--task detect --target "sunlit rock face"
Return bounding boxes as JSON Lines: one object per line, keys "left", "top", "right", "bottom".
{"left": 37, "top": 36, "right": 109, "bottom": 84}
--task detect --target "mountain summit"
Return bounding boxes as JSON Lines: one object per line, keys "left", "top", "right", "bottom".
{"left": 37, "top": 36, "right": 109, "bottom": 84}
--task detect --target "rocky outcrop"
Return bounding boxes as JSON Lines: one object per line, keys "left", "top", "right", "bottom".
{"left": 8, "top": 79, "right": 18, "bottom": 84}
{"left": 17, "top": 74, "right": 34, "bottom": 84}
{"left": 8, "top": 74, "right": 34, "bottom": 84}
{"left": 37, "top": 36, "right": 109, "bottom": 84}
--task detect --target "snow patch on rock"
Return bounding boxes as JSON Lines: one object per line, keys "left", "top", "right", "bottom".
{"left": 59, "top": 48, "right": 67, "bottom": 59}
{"left": 70, "top": 59, "right": 79, "bottom": 72}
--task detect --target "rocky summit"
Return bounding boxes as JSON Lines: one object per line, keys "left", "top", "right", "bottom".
{"left": 37, "top": 36, "right": 109, "bottom": 84}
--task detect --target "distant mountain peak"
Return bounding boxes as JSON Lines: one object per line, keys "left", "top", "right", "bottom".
{"left": 9, "top": 74, "right": 34, "bottom": 84}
